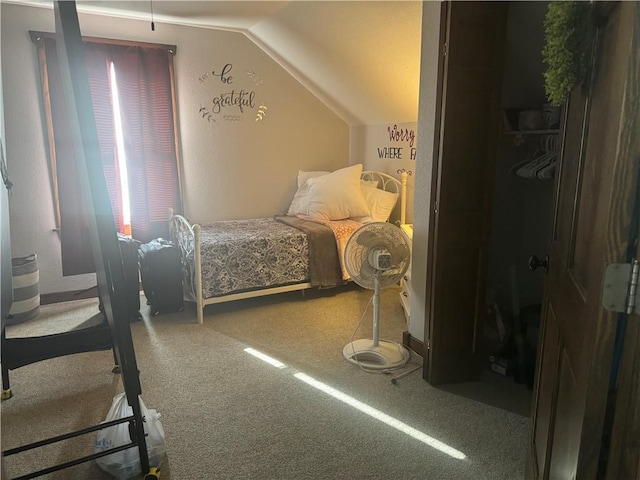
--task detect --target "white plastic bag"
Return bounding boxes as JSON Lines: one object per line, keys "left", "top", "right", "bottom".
{"left": 94, "top": 393, "right": 165, "bottom": 480}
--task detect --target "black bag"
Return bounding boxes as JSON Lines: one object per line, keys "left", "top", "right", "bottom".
{"left": 138, "top": 238, "right": 184, "bottom": 316}
{"left": 99, "top": 233, "right": 142, "bottom": 322}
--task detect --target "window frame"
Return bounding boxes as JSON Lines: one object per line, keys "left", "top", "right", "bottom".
{"left": 30, "top": 31, "right": 183, "bottom": 230}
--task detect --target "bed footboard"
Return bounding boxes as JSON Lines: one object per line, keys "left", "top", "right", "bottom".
{"left": 193, "top": 224, "right": 204, "bottom": 324}
{"left": 170, "top": 215, "right": 205, "bottom": 323}
{"left": 170, "top": 215, "right": 312, "bottom": 324}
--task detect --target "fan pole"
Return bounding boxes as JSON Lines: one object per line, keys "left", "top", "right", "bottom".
{"left": 342, "top": 223, "right": 410, "bottom": 371}
{"left": 372, "top": 273, "right": 380, "bottom": 348}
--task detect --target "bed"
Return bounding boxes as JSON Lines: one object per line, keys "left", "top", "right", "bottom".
{"left": 170, "top": 167, "right": 408, "bottom": 323}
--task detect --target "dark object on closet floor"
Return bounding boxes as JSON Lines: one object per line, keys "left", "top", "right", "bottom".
{"left": 489, "top": 355, "right": 516, "bottom": 377}
{"left": 484, "top": 301, "right": 514, "bottom": 358}
{"left": 139, "top": 238, "right": 184, "bottom": 316}
{"left": 528, "top": 254, "right": 549, "bottom": 273}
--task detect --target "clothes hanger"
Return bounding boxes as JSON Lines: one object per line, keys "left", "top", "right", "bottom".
{"left": 517, "top": 150, "right": 555, "bottom": 178}
{"left": 536, "top": 135, "right": 558, "bottom": 179}
{"left": 515, "top": 134, "right": 559, "bottom": 179}
{"left": 511, "top": 148, "right": 543, "bottom": 175}
{"left": 537, "top": 156, "right": 557, "bottom": 179}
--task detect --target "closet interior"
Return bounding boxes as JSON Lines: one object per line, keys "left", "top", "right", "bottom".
{"left": 442, "top": 1, "right": 558, "bottom": 417}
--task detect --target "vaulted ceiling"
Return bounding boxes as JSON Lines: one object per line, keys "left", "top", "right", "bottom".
{"left": 8, "top": 0, "right": 423, "bottom": 126}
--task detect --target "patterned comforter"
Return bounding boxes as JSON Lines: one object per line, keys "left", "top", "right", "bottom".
{"left": 199, "top": 218, "right": 310, "bottom": 299}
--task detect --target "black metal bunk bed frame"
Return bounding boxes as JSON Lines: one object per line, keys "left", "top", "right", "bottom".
{"left": 1, "top": 2, "right": 160, "bottom": 479}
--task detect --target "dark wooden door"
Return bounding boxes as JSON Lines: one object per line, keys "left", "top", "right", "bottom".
{"left": 526, "top": 3, "right": 640, "bottom": 479}
{"left": 606, "top": 243, "right": 640, "bottom": 479}
{"left": 424, "top": 1, "right": 508, "bottom": 384}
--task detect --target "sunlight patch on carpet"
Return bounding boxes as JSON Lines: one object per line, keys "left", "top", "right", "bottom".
{"left": 244, "top": 347, "right": 286, "bottom": 368}
{"left": 294, "top": 372, "right": 467, "bottom": 460}
{"left": 241, "top": 347, "right": 466, "bottom": 460}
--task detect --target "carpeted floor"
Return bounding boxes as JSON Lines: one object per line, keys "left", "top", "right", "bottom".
{"left": 1, "top": 285, "right": 529, "bottom": 479}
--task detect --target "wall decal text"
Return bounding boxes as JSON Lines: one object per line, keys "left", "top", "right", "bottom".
{"left": 376, "top": 124, "right": 417, "bottom": 160}
{"left": 199, "top": 63, "right": 268, "bottom": 123}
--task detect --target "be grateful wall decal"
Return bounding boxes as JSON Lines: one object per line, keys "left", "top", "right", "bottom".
{"left": 199, "top": 63, "right": 268, "bottom": 123}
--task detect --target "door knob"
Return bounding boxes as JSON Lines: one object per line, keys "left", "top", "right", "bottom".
{"left": 528, "top": 255, "right": 549, "bottom": 273}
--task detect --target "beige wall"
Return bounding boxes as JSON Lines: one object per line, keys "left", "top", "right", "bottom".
{"left": 410, "top": 2, "right": 442, "bottom": 342}
{"left": 1, "top": 3, "right": 349, "bottom": 294}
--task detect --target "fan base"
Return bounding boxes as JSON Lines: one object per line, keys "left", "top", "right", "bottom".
{"left": 343, "top": 339, "right": 409, "bottom": 370}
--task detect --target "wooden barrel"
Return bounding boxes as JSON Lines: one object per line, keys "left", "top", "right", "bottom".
{"left": 7, "top": 254, "right": 40, "bottom": 324}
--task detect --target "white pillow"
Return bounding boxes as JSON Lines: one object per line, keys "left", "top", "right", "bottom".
{"left": 360, "top": 179, "right": 379, "bottom": 188}
{"left": 297, "top": 170, "right": 328, "bottom": 188}
{"left": 302, "top": 164, "right": 370, "bottom": 221}
{"left": 352, "top": 184, "right": 399, "bottom": 223}
{"left": 287, "top": 170, "right": 328, "bottom": 216}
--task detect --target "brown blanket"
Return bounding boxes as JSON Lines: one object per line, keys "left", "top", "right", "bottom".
{"left": 274, "top": 215, "right": 343, "bottom": 287}
{"left": 295, "top": 215, "right": 363, "bottom": 281}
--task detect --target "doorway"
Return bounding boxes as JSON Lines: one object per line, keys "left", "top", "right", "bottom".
{"left": 438, "top": 2, "right": 554, "bottom": 417}
{"left": 424, "top": 1, "right": 640, "bottom": 476}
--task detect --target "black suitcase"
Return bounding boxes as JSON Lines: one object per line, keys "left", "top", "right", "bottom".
{"left": 138, "top": 238, "right": 184, "bottom": 316}
{"left": 99, "top": 233, "right": 142, "bottom": 322}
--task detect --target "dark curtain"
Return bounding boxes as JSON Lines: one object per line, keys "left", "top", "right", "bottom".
{"left": 39, "top": 38, "right": 181, "bottom": 274}
{"left": 44, "top": 38, "right": 119, "bottom": 275}
{"left": 84, "top": 43, "right": 124, "bottom": 233}
{"left": 110, "top": 46, "right": 182, "bottom": 243}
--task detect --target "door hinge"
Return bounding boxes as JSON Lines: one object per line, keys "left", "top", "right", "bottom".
{"left": 603, "top": 259, "right": 639, "bottom": 315}
{"left": 443, "top": 43, "right": 448, "bottom": 57}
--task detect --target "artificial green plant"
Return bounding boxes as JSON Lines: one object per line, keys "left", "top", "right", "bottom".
{"left": 542, "top": 1, "right": 591, "bottom": 106}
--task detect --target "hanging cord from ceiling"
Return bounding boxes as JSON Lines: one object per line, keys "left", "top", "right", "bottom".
{"left": 150, "top": 0, "right": 155, "bottom": 31}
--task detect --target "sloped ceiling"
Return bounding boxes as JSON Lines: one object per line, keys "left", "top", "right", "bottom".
{"left": 247, "top": 1, "right": 423, "bottom": 125}
{"left": 7, "top": 0, "right": 423, "bottom": 126}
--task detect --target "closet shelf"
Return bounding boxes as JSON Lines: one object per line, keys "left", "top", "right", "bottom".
{"left": 503, "top": 129, "right": 560, "bottom": 146}
{"left": 503, "top": 129, "right": 560, "bottom": 135}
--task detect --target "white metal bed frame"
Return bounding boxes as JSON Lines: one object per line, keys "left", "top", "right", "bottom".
{"left": 170, "top": 170, "right": 408, "bottom": 323}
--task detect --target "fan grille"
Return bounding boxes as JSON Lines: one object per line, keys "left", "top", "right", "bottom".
{"left": 344, "top": 222, "right": 410, "bottom": 289}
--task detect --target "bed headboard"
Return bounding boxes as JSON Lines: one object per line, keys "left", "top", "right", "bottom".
{"left": 361, "top": 170, "right": 408, "bottom": 225}
{"left": 170, "top": 169, "right": 409, "bottom": 235}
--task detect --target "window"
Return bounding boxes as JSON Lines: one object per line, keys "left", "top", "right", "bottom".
{"left": 31, "top": 32, "right": 183, "bottom": 275}
{"left": 109, "top": 61, "right": 132, "bottom": 236}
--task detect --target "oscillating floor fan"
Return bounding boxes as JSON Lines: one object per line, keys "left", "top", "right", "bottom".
{"left": 343, "top": 222, "right": 411, "bottom": 370}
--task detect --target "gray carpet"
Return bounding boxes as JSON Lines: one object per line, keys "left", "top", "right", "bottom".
{"left": 1, "top": 285, "right": 528, "bottom": 479}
